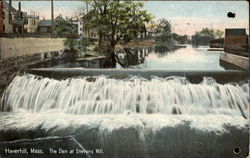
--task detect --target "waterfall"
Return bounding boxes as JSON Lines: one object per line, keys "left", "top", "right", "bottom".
{"left": 1, "top": 74, "right": 249, "bottom": 118}
{"left": 0, "top": 74, "right": 249, "bottom": 158}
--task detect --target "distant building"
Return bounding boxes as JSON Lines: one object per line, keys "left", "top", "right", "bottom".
{"left": 72, "top": 17, "right": 83, "bottom": 36}
{"left": 4, "top": 2, "right": 28, "bottom": 34}
{"left": 2, "top": 1, "right": 17, "bottom": 33}
{"left": 210, "top": 38, "right": 224, "bottom": 48}
{"left": 2, "top": 1, "right": 27, "bottom": 34}
{"left": 77, "top": 19, "right": 83, "bottom": 36}
{"left": 86, "top": 28, "right": 98, "bottom": 39}
{"left": 224, "top": 28, "right": 248, "bottom": 53}
{"left": 82, "top": 11, "right": 98, "bottom": 39}
{"left": 145, "top": 21, "right": 157, "bottom": 38}
{"left": 24, "top": 11, "right": 39, "bottom": 33}
{"left": 38, "top": 19, "right": 52, "bottom": 34}
{"left": 82, "top": 22, "right": 98, "bottom": 39}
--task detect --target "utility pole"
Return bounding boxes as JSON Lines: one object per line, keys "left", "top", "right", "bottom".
{"left": 86, "top": 0, "right": 90, "bottom": 38}
{"left": 8, "top": 0, "right": 11, "bottom": 24}
{"left": 18, "top": 1, "right": 23, "bottom": 34}
{"left": 51, "top": 0, "right": 54, "bottom": 37}
{"left": 0, "top": 0, "right": 3, "bottom": 36}
{"left": 86, "top": 1, "right": 88, "bottom": 14}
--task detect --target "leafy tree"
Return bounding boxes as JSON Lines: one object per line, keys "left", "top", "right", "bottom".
{"left": 53, "top": 15, "right": 78, "bottom": 37}
{"left": 145, "top": 21, "right": 158, "bottom": 39}
{"left": 64, "top": 37, "right": 92, "bottom": 52}
{"left": 172, "top": 33, "right": 188, "bottom": 44}
{"left": 215, "top": 30, "right": 224, "bottom": 39}
{"left": 192, "top": 28, "right": 224, "bottom": 45}
{"left": 85, "top": 0, "right": 153, "bottom": 66}
{"left": 64, "top": 38, "right": 78, "bottom": 52}
{"left": 63, "top": 37, "right": 92, "bottom": 60}
{"left": 196, "top": 28, "right": 214, "bottom": 39}
{"left": 155, "top": 19, "right": 172, "bottom": 43}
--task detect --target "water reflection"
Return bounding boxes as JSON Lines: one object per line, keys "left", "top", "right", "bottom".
{"left": 154, "top": 45, "right": 187, "bottom": 55}
{"left": 117, "top": 45, "right": 226, "bottom": 71}
{"left": 29, "top": 45, "right": 239, "bottom": 71}
{"left": 116, "top": 47, "right": 149, "bottom": 67}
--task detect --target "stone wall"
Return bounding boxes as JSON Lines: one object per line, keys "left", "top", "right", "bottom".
{"left": 0, "top": 37, "right": 65, "bottom": 58}
{"left": 0, "top": 51, "right": 61, "bottom": 101}
{"left": 0, "top": 37, "right": 66, "bottom": 102}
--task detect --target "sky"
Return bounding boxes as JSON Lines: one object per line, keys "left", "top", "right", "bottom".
{"left": 12, "top": 1, "right": 249, "bottom": 36}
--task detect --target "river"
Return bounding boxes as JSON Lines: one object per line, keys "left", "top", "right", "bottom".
{"left": 130, "top": 45, "right": 225, "bottom": 70}
{"left": 0, "top": 44, "right": 249, "bottom": 158}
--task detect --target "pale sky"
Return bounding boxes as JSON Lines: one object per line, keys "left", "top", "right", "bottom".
{"left": 13, "top": 1, "right": 249, "bottom": 35}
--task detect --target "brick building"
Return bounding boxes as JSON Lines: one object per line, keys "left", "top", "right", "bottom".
{"left": 224, "top": 28, "right": 248, "bottom": 54}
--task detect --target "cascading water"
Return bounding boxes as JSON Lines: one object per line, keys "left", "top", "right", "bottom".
{"left": 1, "top": 74, "right": 249, "bottom": 118}
{"left": 0, "top": 74, "right": 249, "bottom": 158}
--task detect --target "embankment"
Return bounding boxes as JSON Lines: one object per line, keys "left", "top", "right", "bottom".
{"left": 0, "top": 37, "right": 66, "bottom": 98}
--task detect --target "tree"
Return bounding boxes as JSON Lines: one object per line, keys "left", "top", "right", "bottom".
{"left": 155, "top": 19, "right": 172, "bottom": 43}
{"left": 53, "top": 15, "right": 78, "bottom": 37}
{"left": 215, "top": 30, "right": 224, "bottom": 39}
{"left": 192, "top": 28, "right": 224, "bottom": 45}
{"left": 196, "top": 28, "right": 215, "bottom": 39}
{"left": 172, "top": 33, "right": 188, "bottom": 44}
{"left": 63, "top": 37, "right": 92, "bottom": 60}
{"left": 64, "top": 37, "right": 91, "bottom": 52}
{"left": 86, "top": 0, "right": 153, "bottom": 66}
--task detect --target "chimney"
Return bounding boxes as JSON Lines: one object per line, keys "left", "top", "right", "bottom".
{"left": 8, "top": 0, "right": 12, "bottom": 23}
{"left": 18, "top": 1, "right": 21, "bottom": 12}
{"left": 0, "top": 0, "right": 3, "bottom": 36}
{"left": 51, "top": 0, "right": 54, "bottom": 36}
{"left": 18, "top": 1, "right": 22, "bottom": 20}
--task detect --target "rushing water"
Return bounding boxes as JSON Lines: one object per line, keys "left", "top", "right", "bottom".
{"left": 1, "top": 74, "right": 249, "bottom": 118}
{"left": 0, "top": 74, "right": 249, "bottom": 157}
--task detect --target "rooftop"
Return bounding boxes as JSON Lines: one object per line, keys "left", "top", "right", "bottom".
{"left": 3, "top": 1, "right": 18, "bottom": 13}
{"left": 38, "top": 20, "right": 52, "bottom": 27}
{"left": 225, "top": 28, "right": 246, "bottom": 36}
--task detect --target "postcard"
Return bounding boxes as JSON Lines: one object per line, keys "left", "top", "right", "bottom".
{"left": 0, "top": 0, "right": 249, "bottom": 158}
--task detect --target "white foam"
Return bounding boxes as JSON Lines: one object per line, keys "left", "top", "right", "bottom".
{"left": 0, "top": 112, "right": 247, "bottom": 136}
{"left": 2, "top": 75, "right": 249, "bottom": 118}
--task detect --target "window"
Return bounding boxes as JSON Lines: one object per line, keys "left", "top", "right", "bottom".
{"left": 3, "top": 25, "right": 5, "bottom": 32}
{"left": 2, "top": 11, "right": 5, "bottom": 20}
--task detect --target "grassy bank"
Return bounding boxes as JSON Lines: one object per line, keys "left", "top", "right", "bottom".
{"left": 83, "top": 40, "right": 156, "bottom": 57}
{"left": 116, "top": 40, "right": 156, "bottom": 51}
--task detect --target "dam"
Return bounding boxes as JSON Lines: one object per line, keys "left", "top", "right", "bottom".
{"left": 0, "top": 42, "right": 249, "bottom": 158}
{"left": 0, "top": 70, "right": 249, "bottom": 158}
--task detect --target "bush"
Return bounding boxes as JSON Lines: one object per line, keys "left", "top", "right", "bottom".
{"left": 64, "top": 37, "right": 92, "bottom": 52}
{"left": 63, "top": 37, "right": 92, "bottom": 60}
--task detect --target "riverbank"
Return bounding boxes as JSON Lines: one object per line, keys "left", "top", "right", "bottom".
{"left": 220, "top": 52, "right": 249, "bottom": 70}
{"left": 117, "top": 40, "right": 156, "bottom": 50}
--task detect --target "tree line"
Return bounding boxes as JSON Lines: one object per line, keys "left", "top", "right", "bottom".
{"left": 192, "top": 28, "right": 224, "bottom": 45}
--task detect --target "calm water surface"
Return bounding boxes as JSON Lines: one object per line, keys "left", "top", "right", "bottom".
{"left": 128, "top": 45, "right": 225, "bottom": 70}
